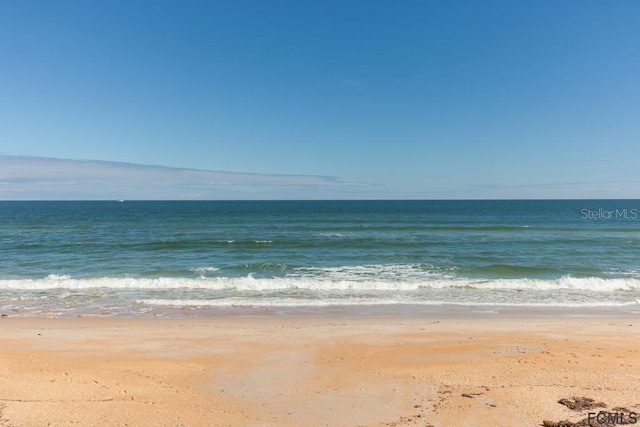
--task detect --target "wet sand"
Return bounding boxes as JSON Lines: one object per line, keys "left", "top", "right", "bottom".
{"left": 0, "top": 316, "right": 639, "bottom": 426}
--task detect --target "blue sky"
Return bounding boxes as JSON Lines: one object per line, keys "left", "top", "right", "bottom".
{"left": 1, "top": 0, "right": 639, "bottom": 199}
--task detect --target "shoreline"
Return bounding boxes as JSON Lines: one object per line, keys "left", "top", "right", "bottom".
{"left": 1, "top": 316, "right": 639, "bottom": 426}
{"left": 3, "top": 302, "right": 640, "bottom": 319}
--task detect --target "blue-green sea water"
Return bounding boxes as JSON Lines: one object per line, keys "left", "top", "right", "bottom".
{"left": 1, "top": 200, "right": 640, "bottom": 317}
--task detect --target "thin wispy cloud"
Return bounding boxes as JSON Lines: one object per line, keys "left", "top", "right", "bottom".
{"left": 0, "top": 156, "right": 372, "bottom": 200}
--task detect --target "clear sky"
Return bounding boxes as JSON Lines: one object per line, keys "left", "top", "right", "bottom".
{"left": 1, "top": 0, "right": 639, "bottom": 199}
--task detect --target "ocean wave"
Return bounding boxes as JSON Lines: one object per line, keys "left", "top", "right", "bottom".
{"left": 189, "top": 266, "right": 220, "bottom": 276}
{"left": 135, "top": 298, "right": 640, "bottom": 308}
{"left": 2, "top": 273, "right": 640, "bottom": 292}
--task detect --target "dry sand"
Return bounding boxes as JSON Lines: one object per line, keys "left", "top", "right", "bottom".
{"left": 0, "top": 316, "right": 639, "bottom": 426}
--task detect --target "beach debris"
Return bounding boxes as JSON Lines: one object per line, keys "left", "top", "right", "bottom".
{"left": 461, "top": 392, "right": 483, "bottom": 398}
{"left": 542, "top": 421, "right": 579, "bottom": 427}
{"left": 558, "top": 396, "right": 606, "bottom": 411}
{"left": 542, "top": 416, "right": 637, "bottom": 427}
{"left": 542, "top": 398, "right": 639, "bottom": 426}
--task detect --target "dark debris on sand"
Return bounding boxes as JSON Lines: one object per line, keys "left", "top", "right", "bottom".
{"left": 0, "top": 402, "right": 12, "bottom": 427}
{"left": 543, "top": 417, "right": 637, "bottom": 427}
{"left": 542, "top": 397, "right": 638, "bottom": 427}
{"left": 558, "top": 397, "right": 606, "bottom": 411}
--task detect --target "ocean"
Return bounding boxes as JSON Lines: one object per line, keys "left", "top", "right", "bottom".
{"left": 1, "top": 200, "right": 639, "bottom": 317}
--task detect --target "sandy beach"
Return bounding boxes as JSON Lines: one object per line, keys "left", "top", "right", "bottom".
{"left": 0, "top": 316, "right": 638, "bottom": 426}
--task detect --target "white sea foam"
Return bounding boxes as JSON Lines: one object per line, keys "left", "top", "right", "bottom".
{"left": 468, "top": 276, "right": 640, "bottom": 292}
{"left": 189, "top": 266, "right": 220, "bottom": 277}
{"left": 45, "top": 274, "right": 72, "bottom": 280}
{"left": 190, "top": 266, "right": 220, "bottom": 273}
{"left": 1, "top": 272, "right": 640, "bottom": 292}
{"left": 317, "top": 232, "right": 349, "bottom": 238}
{"left": 135, "top": 298, "right": 640, "bottom": 308}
